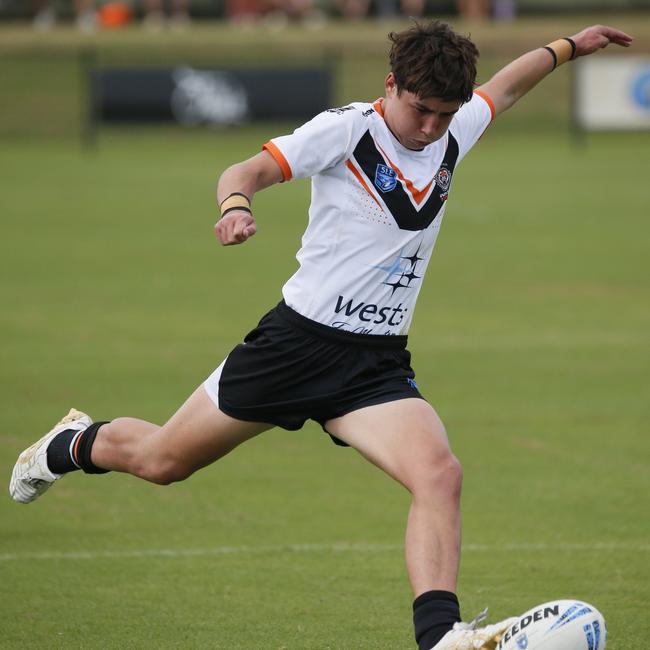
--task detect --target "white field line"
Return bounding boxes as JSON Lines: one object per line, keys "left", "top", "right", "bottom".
{"left": 0, "top": 541, "right": 648, "bottom": 562}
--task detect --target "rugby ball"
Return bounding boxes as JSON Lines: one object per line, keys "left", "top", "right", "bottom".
{"left": 497, "top": 600, "right": 606, "bottom": 650}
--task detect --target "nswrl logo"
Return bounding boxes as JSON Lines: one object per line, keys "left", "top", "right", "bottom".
{"left": 374, "top": 163, "right": 397, "bottom": 193}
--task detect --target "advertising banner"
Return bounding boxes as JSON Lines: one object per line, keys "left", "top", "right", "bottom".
{"left": 93, "top": 67, "right": 332, "bottom": 125}
{"left": 575, "top": 56, "right": 650, "bottom": 130}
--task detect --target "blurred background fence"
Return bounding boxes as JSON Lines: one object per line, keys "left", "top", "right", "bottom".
{"left": 1, "top": 0, "right": 649, "bottom": 20}
{"left": 0, "top": 2, "right": 648, "bottom": 142}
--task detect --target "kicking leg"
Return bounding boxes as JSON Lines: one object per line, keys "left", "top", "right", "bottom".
{"left": 326, "top": 399, "right": 515, "bottom": 650}
{"left": 326, "top": 398, "right": 461, "bottom": 597}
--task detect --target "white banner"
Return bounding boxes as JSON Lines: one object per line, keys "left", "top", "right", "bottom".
{"left": 575, "top": 56, "right": 650, "bottom": 130}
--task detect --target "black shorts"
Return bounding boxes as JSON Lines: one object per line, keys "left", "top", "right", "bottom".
{"left": 204, "top": 301, "right": 424, "bottom": 445}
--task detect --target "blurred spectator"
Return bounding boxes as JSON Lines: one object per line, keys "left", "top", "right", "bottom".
{"left": 225, "top": 0, "right": 324, "bottom": 29}
{"left": 336, "top": 0, "right": 369, "bottom": 20}
{"left": 32, "top": 0, "right": 97, "bottom": 31}
{"left": 98, "top": 2, "right": 134, "bottom": 28}
{"left": 375, "top": 0, "right": 423, "bottom": 18}
{"left": 493, "top": 0, "right": 516, "bottom": 21}
{"left": 265, "top": 0, "right": 324, "bottom": 26}
{"left": 345, "top": 0, "right": 423, "bottom": 21}
{"left": 142, "top": 0, "right": 191, "bottom": 30}
{"left": 400, "top": 0, "right": 425, "bottom": 17}
{"left": 224, "top": 0, "right": 269, "bottom": 25}
{"left": 456, "top": 0, "right": 488, "bottom": 22}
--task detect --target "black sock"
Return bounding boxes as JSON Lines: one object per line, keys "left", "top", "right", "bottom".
{"left": 75, "top": 422, "right": 111, "bottom": 474}
{"left": 46, "top": 429, "right": 82, "bottom": 474}
{"left": 46, "top": 422, "right": 110, "bottom": 475}
{"left": 413, "top": 590, "right": 461, "bottom": 650}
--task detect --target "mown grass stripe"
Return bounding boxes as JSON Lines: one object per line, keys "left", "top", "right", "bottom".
{"left": 1, "top": 541, "right": 648, "bottom": 562}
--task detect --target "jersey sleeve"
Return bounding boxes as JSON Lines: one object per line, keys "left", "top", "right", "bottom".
{"left": 450, "top": 90, "right": 495, "bottom": 163}
{"left": 263, "top": 107, "right": 363, "bottom": 182}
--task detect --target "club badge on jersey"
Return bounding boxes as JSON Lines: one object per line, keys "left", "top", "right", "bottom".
{"left": 374, "top": 163, "right": 398, "bottom": 193}
{"left": 435, "top": 165, "right": 451, "bottom": 192}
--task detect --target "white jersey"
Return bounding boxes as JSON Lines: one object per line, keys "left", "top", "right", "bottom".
{"left": 263, "top": 92, "right": 494, "bottom": 336}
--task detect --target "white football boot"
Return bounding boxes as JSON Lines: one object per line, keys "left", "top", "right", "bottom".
{"left": 9, "top": 408, "right": 93, "bottom": 504}
{"left": 430, "top": 609, "right": 519, "bottom": 650}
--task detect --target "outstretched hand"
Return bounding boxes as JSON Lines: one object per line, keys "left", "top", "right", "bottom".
{"left": 570, "top": 25, "right": 633, "bottom": 57}
{"left": 215, "top": 210, "right": 257, "bottom": 246}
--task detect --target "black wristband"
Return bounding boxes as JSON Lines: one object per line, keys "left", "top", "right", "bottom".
{"left": 220, "top": 205, "right": 252, "bottom": 218}
{"left": 543, "top": 46, "right": 558, "bottom": 70}
{"left": 563, "top": 37, "right": 577, "bottom": 59}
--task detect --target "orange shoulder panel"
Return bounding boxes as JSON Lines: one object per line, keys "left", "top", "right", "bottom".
{"left": 474, "top": 89, "right": 496, "bottom": 121}
{"left": 262, "top": 141, "right": 292, "bottom": 182}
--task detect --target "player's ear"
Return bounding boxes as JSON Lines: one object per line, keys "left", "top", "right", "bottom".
{"left": 385, "top": 73, "right": 398, "bottom": 97}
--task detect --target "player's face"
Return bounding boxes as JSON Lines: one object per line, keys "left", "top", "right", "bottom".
{"left": 382, "top": 73, "right": 462, "bottom": 150}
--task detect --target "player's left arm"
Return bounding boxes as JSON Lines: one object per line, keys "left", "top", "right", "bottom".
{"left": 478, "top": 25, "right": 633, "bottom": 117}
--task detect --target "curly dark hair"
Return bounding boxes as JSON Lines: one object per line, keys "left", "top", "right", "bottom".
{"left": 388, "top": 20, "right": 479, "bottom": 103}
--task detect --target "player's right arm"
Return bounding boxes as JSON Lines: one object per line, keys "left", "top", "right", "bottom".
{"left": 215, "top": 150, "right": 284, "bottom": 246}
{"left": 216, "top": 105, "right": 361, "bottom": 246}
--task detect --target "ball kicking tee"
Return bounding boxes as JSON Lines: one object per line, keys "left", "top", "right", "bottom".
{"left": 262, "top": 91, "right": 494, "bottom": 336}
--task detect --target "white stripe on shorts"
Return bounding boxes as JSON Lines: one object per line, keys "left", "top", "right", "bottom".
{"left": 203, "top": 357, "right": 228, "bottom": 409}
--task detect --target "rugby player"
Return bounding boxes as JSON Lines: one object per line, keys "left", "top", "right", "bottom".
{"left": 10, "top": 20, "right": 631, "bottom": 650}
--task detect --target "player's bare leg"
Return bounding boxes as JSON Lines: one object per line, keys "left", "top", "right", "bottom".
{"left": 90, "top": 385, "right": 272, "bottom": 484}
{"left": 10, "top": 385, "right": 272, "bottom": 503}
{"left": 326, "top": 398, "right": 461, "bottom": 596}
{"left": 326, "top": 399, "right": 515, "bottom": 650}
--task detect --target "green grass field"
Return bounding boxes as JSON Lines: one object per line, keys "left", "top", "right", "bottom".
{"left": 1, "top": 19, "right": 649, "bottom": 650}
